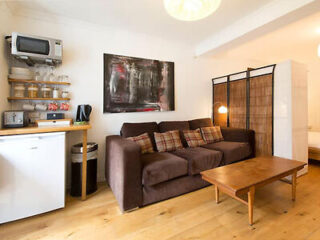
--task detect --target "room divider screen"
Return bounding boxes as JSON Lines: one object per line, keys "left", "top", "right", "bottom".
{"left": 212, "top": 65, "right": 276, "bottom": 156}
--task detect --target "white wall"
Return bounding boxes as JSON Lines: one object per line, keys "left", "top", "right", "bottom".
{"left": 3, "top": 9, "right": 271, "bottom": 182}
{"left": 307, "top": 62, "right": 320, "bottom": 129}
{"left": 0, "top": 3, "right": 13, "bottom": 128}
{"left": 5, "top": 12, "right": 220, "bottom": 182}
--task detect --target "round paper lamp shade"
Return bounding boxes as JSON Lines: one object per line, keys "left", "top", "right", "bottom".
{"left": 164, "top": 0, "right": 221, "bottom": 21}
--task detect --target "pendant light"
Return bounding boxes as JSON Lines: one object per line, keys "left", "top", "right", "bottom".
{"left": 164, "top": 0, "right": 221, "bottom": 21}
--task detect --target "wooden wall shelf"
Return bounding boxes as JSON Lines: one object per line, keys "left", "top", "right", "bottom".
{"left": 8, "top": 97, "right": 71, "bottom": 101}
{"left": 8, "top": 79, "right": 71, "bottom": 85}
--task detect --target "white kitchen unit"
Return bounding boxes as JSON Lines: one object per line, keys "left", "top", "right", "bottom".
{"left": 0, "top": 132, "right": 66, "bottom": 224}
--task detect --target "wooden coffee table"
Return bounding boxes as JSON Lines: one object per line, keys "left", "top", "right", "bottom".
{"left": 201, "top": 156, "right": 306, "bottom": 225}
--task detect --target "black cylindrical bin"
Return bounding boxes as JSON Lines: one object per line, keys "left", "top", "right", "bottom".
{"left": 71, "top": 142, "right": 98, "bottom": 197}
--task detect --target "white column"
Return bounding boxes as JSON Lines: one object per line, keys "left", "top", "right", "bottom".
{"left": 274, "top": 60, "right": 308, "bottom": 176}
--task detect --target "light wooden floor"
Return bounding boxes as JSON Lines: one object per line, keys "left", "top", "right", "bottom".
{"left": 1, "top": 163, "right": 320, "bottom": 240}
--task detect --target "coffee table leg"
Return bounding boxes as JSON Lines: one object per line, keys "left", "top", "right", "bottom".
{"left": 215, "top": 185, "right": 219, "bottom": 204}
{"left": 292, "top": 170, "right": 297, "bottom": 201}
{"left": 248, "top": 186, "right": 255, "bottom": 225}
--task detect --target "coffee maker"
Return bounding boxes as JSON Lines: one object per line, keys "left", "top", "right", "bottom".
{"left": 75, "top": 105, "right": 92, "bottom": 124}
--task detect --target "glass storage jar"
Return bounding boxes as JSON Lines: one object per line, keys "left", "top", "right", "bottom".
{"left": 41, "top": 86, "right": 52, "bottom": 98}
{"left": 53, "top": 87, "right": 60, "bottom": 98}
{"left": 61, "top": 91, "right": 69, "bottom": 98}
{"left": 28, "top": 84, "right": 38, "bottom": 98}
{"left": 13, "top": 84, "right": 25, "bottom": 98}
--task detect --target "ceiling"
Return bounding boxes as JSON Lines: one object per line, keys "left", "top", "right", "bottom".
{"left": 214, "top": 11, "right": 320, "bottom": 65}
{"left": 5, "top": 0, "right": 273, "bottom": 45}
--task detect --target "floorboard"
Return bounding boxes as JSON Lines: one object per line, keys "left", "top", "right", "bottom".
{"left": 1, "top": 163, "right": 320, "bottom": 240}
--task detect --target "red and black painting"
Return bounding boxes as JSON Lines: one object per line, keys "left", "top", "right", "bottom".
{"left": 104, "top": 53, "right": 175, "bottom": 113}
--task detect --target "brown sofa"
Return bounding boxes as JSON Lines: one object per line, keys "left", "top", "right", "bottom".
{"left": 105, "top": 118, "right": 255, "bottom": 212}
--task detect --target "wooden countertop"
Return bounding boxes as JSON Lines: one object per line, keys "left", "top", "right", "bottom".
{"left": 0, "top": 124, "right": 91, "bottom": 136}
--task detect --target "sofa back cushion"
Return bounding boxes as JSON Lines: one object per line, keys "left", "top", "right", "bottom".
{"left": 158, "top": 121, "right": 190, "bottom": 147}
{"left": 121, "top": 122, "right": 159, "bottom": 150}
{"left": 189, "top": 118, "right": 213, "bottom": 130}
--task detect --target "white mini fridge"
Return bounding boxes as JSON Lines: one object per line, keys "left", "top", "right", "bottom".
{"left": 0, "top": 132, "right": 66, "bottom": 224}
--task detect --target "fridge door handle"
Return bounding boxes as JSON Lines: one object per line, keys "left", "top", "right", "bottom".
{"left": 0, "top": 132, "right": 64, "bottom": 142}
{"left": 0, "top": 137, "right": 40, "bottom": 143}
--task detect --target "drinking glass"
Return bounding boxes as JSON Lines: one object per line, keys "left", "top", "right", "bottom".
{"left": 63, "top": 75, "right": 69, "bottom": 83}
{"left": 40, "top": 66, "right": 48, "bottom": 81}
{"left": 34, "top": 71, "right": 41, "bottom": 81}
{"left": 57, "top": 75, "right": 63, "bottom": 82}
{"left": 48, "top": 67, "right": 56, "bottom": 82}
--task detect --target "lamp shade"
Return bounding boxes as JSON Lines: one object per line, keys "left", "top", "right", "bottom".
{"left": 164, "top": 0, "right": 221, "bottom": 21}
{"left": 318, "top": 44, "right": 320, "bottom": 57}
{"left": 218, "top": 106, "right": 227, "bottom": 114}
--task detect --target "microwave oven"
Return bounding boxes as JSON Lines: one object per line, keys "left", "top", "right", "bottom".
{"left": 7, "top": 32, "right": 62, "bottom": 65}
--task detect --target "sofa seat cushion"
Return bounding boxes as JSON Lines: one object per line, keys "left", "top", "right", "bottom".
{"left": 202, "top": 141, "right": 251, "bottom": 165}
{"left": 171, "top": 147, "right": 223, "bottom": 175}
{"left": 141, "top": 152, "right": 188, "bottom": 186}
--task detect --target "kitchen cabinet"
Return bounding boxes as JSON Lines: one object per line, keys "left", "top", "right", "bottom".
{"left": 0, "top": 132, "right": 65, "bottom": 223}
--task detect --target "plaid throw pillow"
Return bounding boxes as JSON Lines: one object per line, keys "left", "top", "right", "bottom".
{"left": 127, "top": 133, "right": 154, "bottom": 154}
{"left": 200, "top": 126, "right": 224, "bottom": 144}
{"left": 183, "top": 129, "right": 206, "bottom": 148}
{"left": 154, "top": 130, "right": 183, "bottom": 152}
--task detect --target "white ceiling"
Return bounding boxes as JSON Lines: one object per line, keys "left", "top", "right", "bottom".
{"left": 214, "top": 11, "right": 320, "bottom": 65}
{"left": 5, "top": 0, "right": 273, "bottom": 45}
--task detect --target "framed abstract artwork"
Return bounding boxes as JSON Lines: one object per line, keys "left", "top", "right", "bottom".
{"left": 103, "top": 53, "right": 175, "bottom": 113}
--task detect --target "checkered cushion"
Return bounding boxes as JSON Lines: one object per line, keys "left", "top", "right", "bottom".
{"left": 183, "top": 129, "right": 206, "bottom": 148}
{"left": 127, "top": 133, "right": 154, "bottom": 154}
{"left": 200, "top": 126, "right": 224, "bottom": 144}
{"left": 154, "top": 130, "right": 183, "bottom": 152}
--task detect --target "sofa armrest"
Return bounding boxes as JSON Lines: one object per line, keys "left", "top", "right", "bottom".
{"left": 105, "top": 135, "right": 142, "bottom": 212}
{"left": 220, "top": 127, "right": 255, "bottom": 158}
